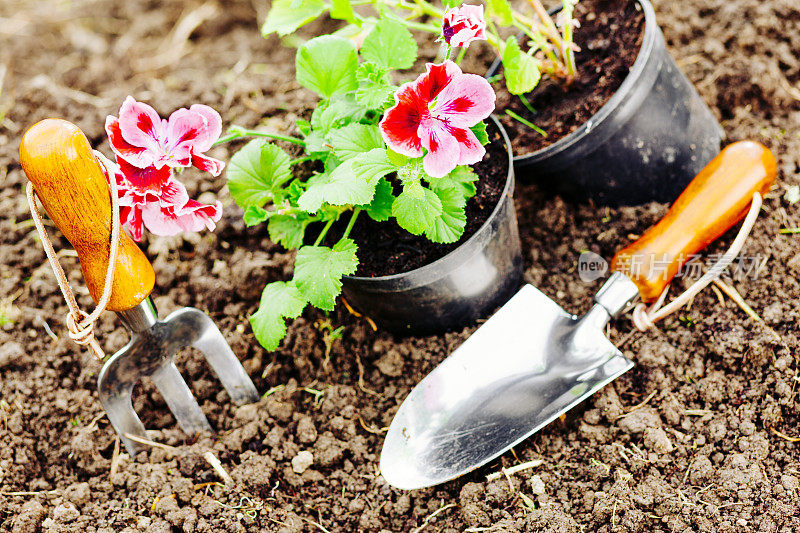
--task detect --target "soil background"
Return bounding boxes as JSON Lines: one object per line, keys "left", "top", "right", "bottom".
{"left": 1, "top": 0, "right": 800, "bottom": 532}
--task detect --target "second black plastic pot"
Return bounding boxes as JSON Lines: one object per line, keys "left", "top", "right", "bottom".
{"left": 487, "top": 0, "right": 724, "bottom": 206}
{"left": 341, "top": 116, "right": 523, "bottom": 336}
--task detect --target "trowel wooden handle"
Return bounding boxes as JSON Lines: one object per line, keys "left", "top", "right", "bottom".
{"left": 19, "top": 119, "right": 155, "bottom": 312}
{"left": 611, "top": 141, "right": 776, "bottom": 302}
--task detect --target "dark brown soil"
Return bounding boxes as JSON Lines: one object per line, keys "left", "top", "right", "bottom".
{"left": 348, "top": 122, "right": 509, "bottom": 277}
{"left": 496, "top": 0, "right": 645, "bottom": 155}
{"left": 2, "top": 0, "right": 800, "bottom": 532}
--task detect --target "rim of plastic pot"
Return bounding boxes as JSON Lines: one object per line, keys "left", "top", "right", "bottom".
{"left": 487, "top": 0, "right": 658, "bottom": 165}
{"left": 343, "top": 114, "right": 515, "bottom": 288}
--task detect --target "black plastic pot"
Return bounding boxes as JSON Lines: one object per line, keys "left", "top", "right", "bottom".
{"left": 487, "top": 0, "right": 724, "bottom": 206}
{"left": 341, "top": 116, "right": 523, "bottom": 336}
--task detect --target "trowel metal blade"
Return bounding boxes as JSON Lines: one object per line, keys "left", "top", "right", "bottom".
{"left": 380, "top": 284, "right": 633, "bottom": 490}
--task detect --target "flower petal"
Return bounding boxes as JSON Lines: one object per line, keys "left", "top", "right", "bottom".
{"left": 105, "top": 116, "right": 155, "bottom": 169}
{"left": 451, "top": 126, "right": 486, "bottom": 165}
{"left": 379, "top": 82, "right": 426, "bottom": 157}
{"left": 165, "top": 108, "right": 212, "bottom": 165}
{"left": 419, "top": 118, "right": 461, "bottom": 178}
{"left": 116, "top": 157, "right": 173, "bottom": 191}
{"left": 117, "top": 96, "right": 164, "bottom": 155}
{"left": 191, "top": 153, "right": 225, "bottom": 176}
{"left": 432, "top": 72, "right": 495, "bottom": 128}
{"left": 141, "top": 205, "right": 184, "bottom": 236}
{"left": 442, "top": 4, "right": 486, "bottom": 48}
{"left": 157, "top": 178, "right": 191, "bottom": 209}
{"left": 416, "top": 61, "right": 461, "bottom": 102}
{"left": 188, "top": 104, "right": 223, "bottom": 152}
{"left": 124, "top": 205, "right": 145, "bottom": 242}
{"left": 173, "top": 199, "right": 223, "bottom": 232}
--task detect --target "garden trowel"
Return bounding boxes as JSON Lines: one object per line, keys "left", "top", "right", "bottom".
{"left": 381, "top": 141, "right": 777, "bottom": 490}
{"left": 19, "top": 119, "right": 259, "bottom": 456}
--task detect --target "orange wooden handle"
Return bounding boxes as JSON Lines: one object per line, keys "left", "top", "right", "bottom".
{"left": 19, "top": 119, "right": 155, "bottom": 312}
{"left": 610, "top": 141, "right": 776, "bottom": 302}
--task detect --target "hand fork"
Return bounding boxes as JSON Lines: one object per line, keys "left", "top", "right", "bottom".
{"left": 19, "top": 118, "right": 259, "bottom": 456}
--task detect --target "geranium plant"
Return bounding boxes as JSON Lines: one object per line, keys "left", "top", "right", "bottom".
{"left": 262, "top": 0, "right": 579, "bottom": 97}
{"left": 224, "top": 21, "right": 496, "bottom": 350}
{"left": 103, "top": 96, "right": 224, "bottom": 241}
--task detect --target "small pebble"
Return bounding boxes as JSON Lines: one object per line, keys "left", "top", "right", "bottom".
{"left": 643, "top": 427, "right": 673, "bottom": 454}
{"left": 530, "top": 474, "right": 546, "bottom": 495}
{"left": 292, "top": 450, "right": 314, "bottom": 474}
{"left": 52, "top": 502, "right": 80, "bottom": 523}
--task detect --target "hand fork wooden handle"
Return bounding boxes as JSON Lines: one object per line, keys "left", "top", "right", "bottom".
{"left": 20, "top": 119, "right": 259, "bottom": 456}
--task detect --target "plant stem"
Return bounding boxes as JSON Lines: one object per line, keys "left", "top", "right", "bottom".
{"left": 290, "top": 155, "right": 316, "bottom": 166}
{"left": 314, "top": 219, "right": 336, "bottom": 246}
{"left": 411, "top": 0, "right": 442, "bottom": 18}
{"left": 486, "top": 19, "right": 504, "bottom": 53}
{"left": 342, "top": 208, "right": 361, "bottom": 240}
{"left": 525, "top": 0, "right": 568, "bottom": 53}
{"left": 518, "top": 94, "right": 537, "bottom": 115}
{"left": 398, "top": 18, "right": 440, "bottom": 33}
{"left": 214, "top": 127, "right": 305, "bottom": 146}
{"left": 455, "top": 46, "right": 467, "bottom": 65}
{"left": 505, "top": 109, "right": 547, "bottom": 138}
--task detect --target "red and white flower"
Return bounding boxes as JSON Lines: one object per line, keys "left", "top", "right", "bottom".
{"left": 104, "top": 164, "right": 222, "bottom": 242}
{"left": 105, "top": 96, "right": 225, "bottom": 181}
{"left": 379, "top": 60, "right": 495, "bottom": 177}
{"left": 442, "top": 4, "right": 487, "bottom": 49}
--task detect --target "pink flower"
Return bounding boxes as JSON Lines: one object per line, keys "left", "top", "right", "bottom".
{"left": 105, "top": 96, "right": 224, "bottom": 186}
{"left": 103, "top": 163, "right": 222, "bottom": 242}
{"left": 379, "top": 60, "right": 495, "bottom": 178}
{"left": 442, "top": 4, "right": 486, "bottom": 49}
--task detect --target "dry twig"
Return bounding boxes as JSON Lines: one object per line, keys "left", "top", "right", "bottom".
{"left": 486, "top": 459, "right": 544, "bottom": 481}
{"left": 123, "top": 433, "right": 178, "bottom": 453}
{"left": 203, "top": 451, "right": 233, "bottom": 485}
{"left": 410, "top": 503, "right": 457, "bottom": 533}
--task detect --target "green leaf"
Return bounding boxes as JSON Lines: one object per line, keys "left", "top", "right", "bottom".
{"left": 392, "top": 181, "right": 443, "bottom": 235}
{"left": 361, "top": 19, "right": 417, "bottom": 70}
{"left": 268, "top": 214, "right": 310, "bottom": 249}
{"left": 227, "top": 140, "right": 292, "bottom": 209}
{"left": 244, "top": 205, "right": 270, "bottom": 227}
{"left": 362, "top": 178, "right": 394, "bottom": 221}
{"left": 261, "top": 0, "right": 326, "bottom": 37}
{"left": 304, "top": 132, "right": 330, "bottom": 156}
{"left": 502, "top": 37, "right": 541, "bottom": 95}
{"left": 470, "top": 121, "right": 490, "bottom": 146}
{"left": 426, "top": 165, "right": 478, "bottom": 199}
{"left": 486, "top": 0, "right": 513, "bottom": 26}
{"left": 329, "top": 124, "right": 384, "bottom": 160}
{"left": 310, "top": 95, "right": 365, "bottom": 135}
{"left": 330, "top": 0, "right": 356, "bottom": 22}
{"left": 297, "top": 161, "right": 374, "bottom": 212}
{"left": 425, "top": 187, "right": 467, "bottom": 243}
{"left": 350, "top": 148, "right": 396, "bottom": 183}
{"left": 250, "top": 281, "right": 308, "bottom": 351}
{"left": 298, "top": 149, "right": 395, "bottom": 212}
{"left": 386, "top": 148, "right": 409, "bottom": 167}
{"left": 294, "top": 239, "right": 358, "bottom": 311}
{"left": 356, "top": 63, "right": 397, "bottom": 110}
{"left": 296, "top": 35, "right": 358, "bottom": 99}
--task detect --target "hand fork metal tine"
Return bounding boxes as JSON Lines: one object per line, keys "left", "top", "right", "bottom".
{"left": 162, "top": 307, "right": 259, "bottom": 404}
{"left": 98, "top": 298, "right": 259, "bottom": 456}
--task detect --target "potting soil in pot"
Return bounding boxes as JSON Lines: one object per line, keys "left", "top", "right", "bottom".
{"left": 496, "top": 0, "right": 645, "bottom": 155}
